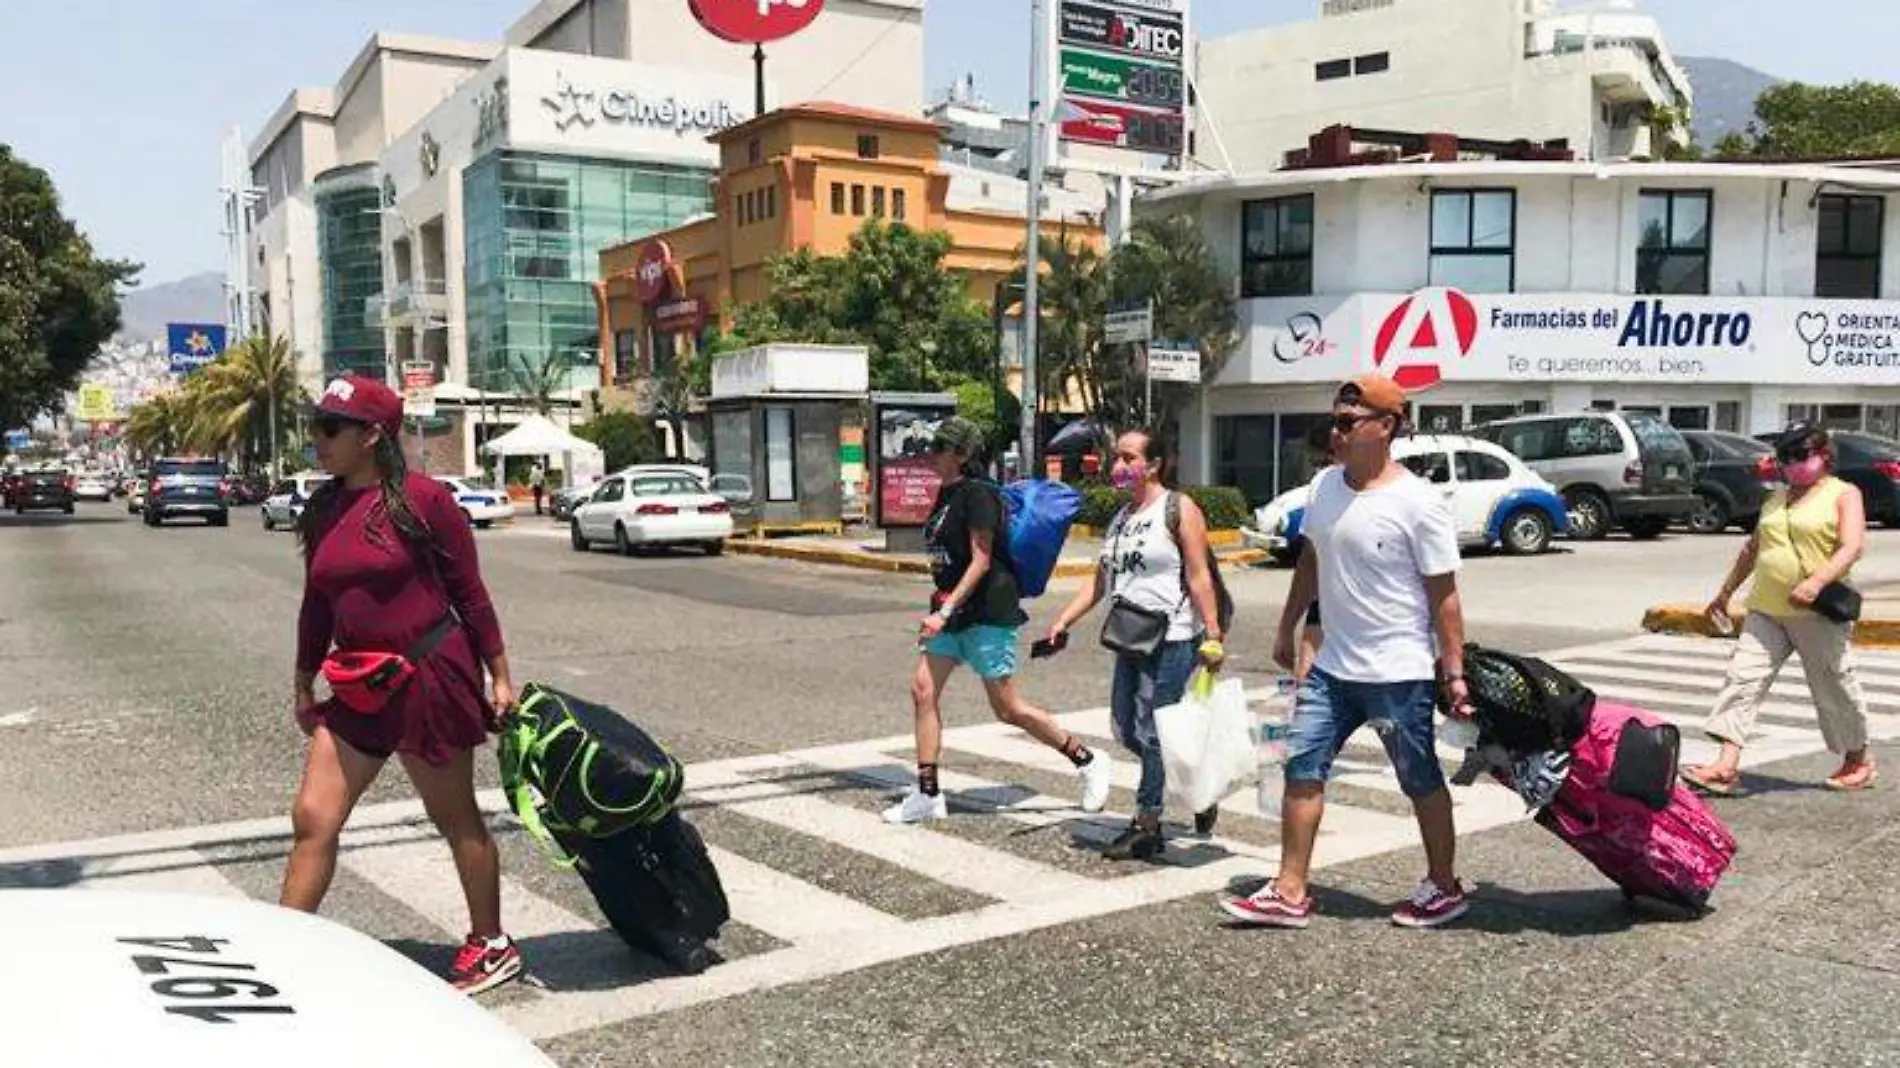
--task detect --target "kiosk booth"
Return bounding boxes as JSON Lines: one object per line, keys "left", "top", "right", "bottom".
{"left": 706, "top": 344, "right": 869, "bottom": 538}
{"left": 870, "top": 392, "right": 960, "bottom": 553}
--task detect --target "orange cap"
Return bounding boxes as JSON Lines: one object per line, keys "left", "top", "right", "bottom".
{"left": 1335, "top": 374, "right": 1406, "bottom": 415}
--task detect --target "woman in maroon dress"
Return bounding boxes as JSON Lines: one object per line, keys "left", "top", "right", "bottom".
{"left": 282, "top": 373, "right": 523, "bottom": 995}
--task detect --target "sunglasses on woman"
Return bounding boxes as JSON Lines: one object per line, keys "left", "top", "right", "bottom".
{"left": 313, "top": 415, "right": 367, "bottom": 438}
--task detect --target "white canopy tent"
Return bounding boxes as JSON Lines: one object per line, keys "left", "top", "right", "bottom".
{"left": 478, "top": 414, "right": 604, "bottom": 493}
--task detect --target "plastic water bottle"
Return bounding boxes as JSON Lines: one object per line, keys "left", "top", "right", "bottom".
{"left": 1256, "top": 675, "right": 1295, "bottom": 819}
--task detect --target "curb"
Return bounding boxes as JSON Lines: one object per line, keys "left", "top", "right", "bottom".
{"left": 1643, "top": 603, "right": 1900, "bottom": 648}
{"left": 725, "top": 540, "right": 1271, "bottom": 578}
{"left": 1073, "top": 525, "right": 1245, "bottom": 548}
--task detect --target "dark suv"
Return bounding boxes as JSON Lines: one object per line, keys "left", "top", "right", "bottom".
{"left": 144, "top": 458, "right": 231, "bottom": 527}
{"left": 1681, "top": 430, "right": 1774, "bottom": 534}
{"left": 14, "top": 470, "right": 76, "bottom": 515}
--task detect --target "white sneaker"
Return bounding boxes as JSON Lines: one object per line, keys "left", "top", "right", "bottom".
{"left": 882, "top": 787, "right": 948, "bottom": 825}
{"left": 1077, "top": 752, "right": 1112, "bottom": 813}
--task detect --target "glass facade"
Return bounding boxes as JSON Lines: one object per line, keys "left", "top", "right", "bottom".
{"left": 463, "top": 151, "right": 715, "bottom": 395}
{"left": 315, "top": 167, "right": 387, "bottom": 380}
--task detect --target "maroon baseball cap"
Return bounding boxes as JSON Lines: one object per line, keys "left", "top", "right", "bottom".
{"left": 315, "top": 374, "right": 403, "bottom": 436}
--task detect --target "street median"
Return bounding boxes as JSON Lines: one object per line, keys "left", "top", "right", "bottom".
{"left": 1643, "top": 603, "right": 1900, "bottom": 648}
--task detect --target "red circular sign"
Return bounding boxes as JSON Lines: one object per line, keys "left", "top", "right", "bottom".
{"left": 632, "top": 239, "right": 674, "bottom": 304}
{"left": 688, "top": 0, "right": 826, "bottom": 44}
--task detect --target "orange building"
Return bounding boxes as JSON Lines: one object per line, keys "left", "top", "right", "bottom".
{"left": 593, "top": 101, "right": 1102, "bottom": 392}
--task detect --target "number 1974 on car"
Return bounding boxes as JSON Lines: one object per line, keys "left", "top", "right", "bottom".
{"left": 117, "top": 936, "right": 295, "bottom": 1024}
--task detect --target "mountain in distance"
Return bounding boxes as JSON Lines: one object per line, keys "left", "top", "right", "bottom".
{"left": 115, "top": 271, "right": 225, "bottom": 342}
{"left": 1678, "top": 56, "right": 1783, "bottom": 149}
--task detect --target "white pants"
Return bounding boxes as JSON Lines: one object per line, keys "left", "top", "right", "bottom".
{"left": 1703, "top": 612, "right": 1870, "bottom": 755}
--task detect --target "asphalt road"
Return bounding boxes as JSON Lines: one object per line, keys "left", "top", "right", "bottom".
{"left": 3, "top": 503, "right": 1896, "bottom": 1066}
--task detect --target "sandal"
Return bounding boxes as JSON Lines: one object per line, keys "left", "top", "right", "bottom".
{"left": 1681, "top": 764, "right": 1739, "bottom": 796}
{"left": 1825, "top": 762, "right": 1878, "bottom": 792}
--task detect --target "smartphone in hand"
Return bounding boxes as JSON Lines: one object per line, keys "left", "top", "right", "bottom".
{"left": 1030, "top": 632, "right": 1070, "bottom": 659}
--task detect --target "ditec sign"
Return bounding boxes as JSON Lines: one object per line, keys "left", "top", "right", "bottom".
{"left": 503, "top": 50, "right": 754, "bottom": 163}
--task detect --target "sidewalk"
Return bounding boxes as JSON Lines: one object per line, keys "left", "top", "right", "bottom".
{"left": 725, "top": 527, "right": 1266, "bottom": 576}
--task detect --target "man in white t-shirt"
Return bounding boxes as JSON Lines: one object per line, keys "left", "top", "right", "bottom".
{"left": 1219, "top": 374, "right": 1475, "bottom": 930}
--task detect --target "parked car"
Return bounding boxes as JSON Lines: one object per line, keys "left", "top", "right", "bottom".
{"left": 1469, "top": 411, "right": 1697, "bottom": 540}
{"left": 1679, "top": 430, "right": 1775, "bottom": 534}
{"left": 261, "top": 472, "right": 334, "bottom": 531}
{"left": 1753, "top": 428, "right": 1900, "bottom": 526}
{"left": 437, "top": 476, "right": 515, "bottom": 528}
{"left": 570, "top": 471, "right": 733, "bottom": 556}
{"left": 72, "top": 472, "right": 114, "bottom": 502}
{"left": 144, "top": 457, "right": 231, "bottom": 527}
{"left": 13, "top": 469, "right": 76, "bottom": 515}
{"left": 551, "top": 463, "right": 711, "bottom": 521}
{"left": 1242, "top": 434, "right": 1568, "bottom": 564}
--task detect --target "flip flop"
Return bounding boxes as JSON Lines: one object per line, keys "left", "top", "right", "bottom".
{"left": 1681, "top": 765, "right": 1739, "bottom": 796}
{"left": 1825, "top": 766, "right": 1878, "bottom": 792}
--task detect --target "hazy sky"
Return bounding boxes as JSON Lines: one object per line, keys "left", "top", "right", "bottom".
{"left": 0, "top": 0, "right": 1893, "bottom": 286}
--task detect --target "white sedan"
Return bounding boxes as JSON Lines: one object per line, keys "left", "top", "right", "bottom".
{"left": 1243, "top": 433, "right": 1570, "bottom": 563}
{"left": 570, "top": 472, "right": 733, "bottom": 556}
{"left": 73, "top": 473, "right": 114, "bottom": 502}
{"left": 436, "top": 476, "right": 515, "bottom": 529}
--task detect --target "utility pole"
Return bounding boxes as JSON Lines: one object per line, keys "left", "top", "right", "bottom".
{"left": 1021, "top": 0, "right": 1047, "bottom": 478}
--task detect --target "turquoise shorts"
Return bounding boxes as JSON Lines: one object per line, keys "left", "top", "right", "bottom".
{"left": 923, "top": 624, "right": 1021, "bottom": 681}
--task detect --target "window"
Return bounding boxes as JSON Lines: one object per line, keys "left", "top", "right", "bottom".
{"left": 1667, "top": 405, "right": 1710, "bottom": 431}
{"left": 872, "top": 186, "right": 886, "bottom": 218}
{"left": 1456, "top": 451, "right": 1511, "bottom": 482}
{"left": 1430, "top": 190, "right": 1515, "bottom": 292}
{"left": 1560, "top": 417, "right": 1625, "bottom": 458}
{"left": 831, "top": 182, "right": 846, "bottom": 214}
{"left": 1353, "top": 52, "right": 1390, "bottom": 75}
{"left": 1402, "top": 451, "right": 1452, "bottom": 483}
{"left": 765, "top": 185, "right": 776, "bottom": 219}
{"left": 740, "top": 191, "right": 753, "bottom": 225}
{"left": 592, "top": 479, "right": 624, "bottom": 504}
{"left": 1241, "top": 195, "right": 1314, "bottom": 297}
{"left": 1817, "top": 194, "right": 1884, "bottom": 299}
{"left": 1470, "top": 403, "right": 1523, "bottom": 426}
{"left": 748, "top": 139, "right": 761, "bottom": 165}
{"left": 851, "top": 184, "right": 866, "bottom": 216}
{"left": 857, "top": 134, "right": 880, "bottom": 160}
{"left": 1417, "top": 405, "right": 1463, "bottom": 433}
{"left": 1496, "top": 421, "right": 1556, "bottom": 462}
{"left": 1315, "top": 58, "right": 1351, "bottom": 81}
{"left": 765, "top": 407, "right": 797, "bottom": 501}
{"left": 1716, "top": 401, "right": 1741, "bottom": 432}
{"left": 1637, "top": 190, "right": 1711, "bottom": 295}
{"left": 893, "top": 188, "right": 908, "bottom": 221}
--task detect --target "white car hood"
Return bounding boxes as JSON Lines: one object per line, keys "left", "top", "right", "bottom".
{"left": 0, "top": 890, "right": 555, "bottom": 1067}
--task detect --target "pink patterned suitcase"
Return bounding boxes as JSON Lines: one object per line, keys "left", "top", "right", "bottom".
{"left": 1510, "top": 700, "right": 1739, "bottom": 914}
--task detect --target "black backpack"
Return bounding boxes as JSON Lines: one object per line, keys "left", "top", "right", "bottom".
{"left": 1165, "top": 491, "right": 1236, "bottom": 637}
{"left": 1456, "top": 643, "right": 1594, "bottom": 755}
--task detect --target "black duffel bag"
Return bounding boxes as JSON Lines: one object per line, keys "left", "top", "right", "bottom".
{"left": 499, "top": 683, "right": 685, "bottom": 851}
{"left": 1456, "top": 643, "right": 1595, "bottom": 755}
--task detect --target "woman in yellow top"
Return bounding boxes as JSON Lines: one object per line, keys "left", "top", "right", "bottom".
{"left": 1684, "top": 422, "right": 1876, "bottom": 795}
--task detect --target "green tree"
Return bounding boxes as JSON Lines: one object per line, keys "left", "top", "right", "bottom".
{"left": 0, "top": 145, "right": 141, "bottom": 430}
{"left": 124, "top": 390, "right": 190, "bottom": 460}
{"left": 574, "top": 409, "right": 661, "bottom": 471}
{"left": 715, "top": 221, "right": 996, "bottom": 391}
{"left": 1106, "top": 216, "right": 1240, "bottom": 429}
{"left": 1009, "top": 231, "right": 1111, "bottom": 424}
{"left": 1718, "top": 80, "right": 1900, "bottom": 158}
{"left": 182, "top": 334, "right": 304, "bottom": 472}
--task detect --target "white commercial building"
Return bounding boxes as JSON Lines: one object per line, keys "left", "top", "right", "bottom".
{"left": 241, "top": 0, "right": 924, "bottom": 475}
{"left": 1148, "top": 146, "right": 1900, "bottom": 504}
{"left": 1195, "top": 0, "right": 1693, "bottom": 173}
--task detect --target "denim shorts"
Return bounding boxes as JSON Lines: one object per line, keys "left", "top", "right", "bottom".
{"left": 1284, "top": 668, "right": 1446, "bottom": 799}
{"left": 924, "top": 624, "right": 1020, "bottom": 681}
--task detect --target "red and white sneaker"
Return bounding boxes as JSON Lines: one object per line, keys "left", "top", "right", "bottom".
{"left": 1391, "top": 878, "right": 1469, "bottom": 929}
{"left": 449, "top": 933, "right": 523, "bottom": 995}
{"left": 1216, "top": 881, "right": 1313, "bottom": 929}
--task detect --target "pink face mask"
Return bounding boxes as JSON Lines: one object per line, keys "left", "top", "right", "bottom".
{"left": 1782, "top": 454, "right": 1827, "bottom": 487}
{"left": 1110, "top": 462, "right": 1145, "bottom": 490}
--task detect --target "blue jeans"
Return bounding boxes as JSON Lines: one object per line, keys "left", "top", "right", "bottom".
{"left": 1284, "top": 668, "right": 1447, "bottom": 799}
{"left": 1111, "top": 640, "right": 1200, "bottom": 816}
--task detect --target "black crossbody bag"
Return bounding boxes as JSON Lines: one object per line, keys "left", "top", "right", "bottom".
{"left": 1783, "top": 494, "right": 1861, "bottom": 624}
{"left": 1098, "top": 500, "right": 1186, "bottom": 659}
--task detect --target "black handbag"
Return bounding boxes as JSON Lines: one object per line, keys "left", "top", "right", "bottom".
{"left": 1782, "top": 500, "right": 1862, "bottom": 624}
{"left": 1099, "top": 597, "right": 1171, "bottom": 658}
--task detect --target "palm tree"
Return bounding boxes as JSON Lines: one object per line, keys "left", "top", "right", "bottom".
{"left": 181, "top": 334, "right": 303, "bottom": 473}
{"left": 124, "top": 391, "right": 189, "bottom": 460}
{"left": 1007, "top": 232, "right": 1110, "bottom": 424}
{"left": 508, "top": 352, "right": 570, "bottom": 417}
{"left": 1107, "top": 216, "right": 1240, "bottom": 428}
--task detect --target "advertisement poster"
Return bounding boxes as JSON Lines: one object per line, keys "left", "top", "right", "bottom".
{"left": 875, "top": 403, "right": 954, "bottom": 528}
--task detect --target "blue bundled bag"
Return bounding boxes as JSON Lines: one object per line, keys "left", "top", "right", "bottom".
{"left": 994, "top": 479, "right": 1081, "bottom": 599}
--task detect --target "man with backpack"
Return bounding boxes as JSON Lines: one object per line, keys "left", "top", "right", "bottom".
{"left": 884, "top": 417, "right": 1114, "bottom": 824}
{"left": 1219, "top": 375, "right": 1474, "bottom": 930}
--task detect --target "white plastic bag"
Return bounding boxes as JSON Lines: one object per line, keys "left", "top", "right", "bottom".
{"left": 1155, "top": 669, "right": 1255, "bottom": 814}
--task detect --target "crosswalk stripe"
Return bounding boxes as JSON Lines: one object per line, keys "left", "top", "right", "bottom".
{"left": 1598, "top": 648, "right": 1900, "bottom": 692}
{"left": 339, "top": 827, "right": 596, "bottom": 948}
{"left": 700, "top": 843, "right": 908, "bottom": 944}
{"left": 1555, "top": 657, "right": 1900, "bottom": 708}
{"left": 78, "top": 847, "right": 249, "bottom": 900}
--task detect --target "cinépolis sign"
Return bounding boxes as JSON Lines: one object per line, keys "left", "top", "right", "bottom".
{"left": 541, "top": 74, "right": 746, "bottom": 138}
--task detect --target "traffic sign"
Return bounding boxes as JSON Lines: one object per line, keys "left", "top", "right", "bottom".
{"left": 1146, "top": 343, "right": 1201, "bottom": 383}
{"left": 401, "top": 362, "right": 437, "bottom": 419}
{"left": 1105, "top": 304, "right": 1153, "bottom": 345}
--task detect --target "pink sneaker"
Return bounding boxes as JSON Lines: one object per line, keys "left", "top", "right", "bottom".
{"left": 1217, "top": 881, "right": 1313, "bottom": 929}
{"left": 1391, "top": 878, "right": 1469, "bottom": 929}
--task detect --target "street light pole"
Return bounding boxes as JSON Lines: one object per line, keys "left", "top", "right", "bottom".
{"left": 1021, "top": 0, "right": 1047, "bottom": 478}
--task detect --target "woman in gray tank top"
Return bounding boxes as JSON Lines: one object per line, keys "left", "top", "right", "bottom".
{"left": 1048, "top": 428, "right": 1229, "bottom": 860}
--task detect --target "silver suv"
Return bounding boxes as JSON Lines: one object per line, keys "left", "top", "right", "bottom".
{"left": 1470, "top": 411, "right": 1697, "bottom": 540}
